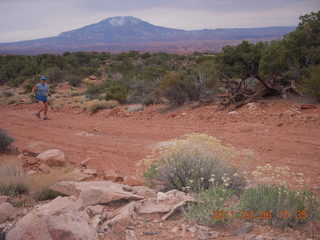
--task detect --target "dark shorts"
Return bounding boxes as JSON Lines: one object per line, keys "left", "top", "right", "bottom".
{"left": 36, "top": 95, "right": 47, "bottom": 103}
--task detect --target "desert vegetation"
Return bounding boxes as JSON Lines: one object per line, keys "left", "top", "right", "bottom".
{"left": 0, "top": 12, "right": 319, "bottom": 110}
{"left": 139, "top": 133, "right": 319, "bottom": 227}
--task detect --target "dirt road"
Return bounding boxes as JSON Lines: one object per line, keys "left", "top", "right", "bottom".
{"left": 0, "top": 100, "right": 319, "bottom": 188}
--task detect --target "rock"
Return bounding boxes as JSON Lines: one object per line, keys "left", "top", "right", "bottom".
{"left": 277, "top": 122, "right": 284, "bottom": 127}
{"left": 139, "top": 201, "right": 172, "bottom": 214}
{"left": 23, "top": 157, "right": 38, "bottom": 166}
{"left": 0, "top": 196, "right": 11, "bottom": 204}
{"left": 82, "top": 169, "right": 97, "bottom": 179}
{"left": 103, "top": 201, "right": 139, "bottom": 229}
{"left": 131, "top": 186, "right": 157, "bottom": 198}
{"left": 21, "top": 149, "right": 37, "bottom": 157}
{"left": 38, "top": 163, "right": 51, "bottom": 173}
{"left": 125, "top": 229, "right": 138, "bottom": 240}
{"left": 0, "top": 203, "right": 15, "bottom": 224}
{"left": 233, "top": 224, "right": 254, "bottom": 235}
{"left": 162, "top": 199, "right": 195, "bottom": 221}
{"left": 255, "top": 235, "right": 276, "bottom": 240}
{"left": 247, "top": 103, "right": 257, "bottom": 112}
{"left": 281, "top": 109, "right": 301, "bottom": 117}
{"left": 103, "top": 170, "right": 124, "bottom": 182}
{"left": 86, "top": 205, "right": 104, "bottom": 217}
{"left": 143, "top": 230, "right": 160, "bottom": 235}
{"left": 37, "top": 149, "right": 67, "bottom": 167}
{"left": 89, "top": 75, "right": 97, "bottom": 80}
{"left": 6, "top": 197, "right": 97, "bottom": 240}
{"left": 80, "top": 158, "right": 90, "bottom": 169}
{"left": 300, "top": 104, "right": 317, "bottom": 109}
{"left": 157, "top": 192, "right": 167, "bottom": 201}
{"left": 171, "top": 226, "right": 179, "bottom": 233}
{"left": 127, "top": 104, "right": 144, "bottom": 113}
{"left": 50, "top": 181, "right": 144, "bottom": 206}
{"left": 227, "top": 111, "right": 239, "bottom": 115}
{"left": 313, "top": 220, "right": 320, "bottom": 231}
{"left": 122, "top": 176, "right": 144, "bottom": 186}
{"left": 26, "top": 170, "right": 37, "bottom": 176}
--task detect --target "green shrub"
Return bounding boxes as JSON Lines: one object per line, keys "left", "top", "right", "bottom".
{"left": 105, "top": 85, "right": 127, "bottom": 103}
{"left": 140, "top": 133, "right": 246, "bottom": 194}
{"left": 33, "top": 187, "right": 66, "bottom": 201}
{"left": 46, "top": 67, "right": 64, "bottom": 82}
{"left": 142, "top": 94, "right": 161, "bottom": 106}
{"left": 159, "top": 72, "right": 188, "bottom": 105}
{"left": 302, "top": 65, "right": 320, "bottom": 102}
{"left": 68, "top": 75, "right": 82, "bottom": 87}
{"left": 23, "top": 79, "right": 37, "bottom": 93}
{"left": 183, "top": 185, "right": 236, "bottom": 225}
{"left": 0, "top": 129, "right": 14, "bottom": 152}
{"left": 9, "top": 76, "right": 26, "bottom": 87}
{"left": 85, "top": 84, "right": 105, "bottom": 99}
{"left": 240, "top": 184, "right": 319, "bottom": 227}
{"left": 86, "top": 99, "right": 119, "bottom": 114}
{"left": 146, "top": 150, "right": 245, "bottom": 193}
{"left": 0, "top": 183, "right": 29, "bottom": 197}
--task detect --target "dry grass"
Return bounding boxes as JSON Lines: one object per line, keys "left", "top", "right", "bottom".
{"left": 30, "top": 166, "right": 78, "bottom": 201}
{"left": 0, "top": 158, "right": 28, "bottom": 196}
{"left": 85, "top": 99, "right": 119, "bottom": 113}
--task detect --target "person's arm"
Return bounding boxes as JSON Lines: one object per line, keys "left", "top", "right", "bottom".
{"left": 32, "top": 85, "right": 38, "bottom": 96}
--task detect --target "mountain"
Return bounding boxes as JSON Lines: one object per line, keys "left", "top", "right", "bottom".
{"left": 0, "top": 16, "right": 295, "bottom": 54}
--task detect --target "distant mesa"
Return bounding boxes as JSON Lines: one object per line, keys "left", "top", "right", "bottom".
{"left": 0, "top": 16, "right": 295, "bottom": 54}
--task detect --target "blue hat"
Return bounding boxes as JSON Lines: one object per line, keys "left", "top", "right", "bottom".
{"left": 40, "top": 76, "right": 47, "bottom": 80}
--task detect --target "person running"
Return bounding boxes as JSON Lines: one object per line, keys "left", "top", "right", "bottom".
{"left": 32, "top": 76, "right": 51, "bottom": 120}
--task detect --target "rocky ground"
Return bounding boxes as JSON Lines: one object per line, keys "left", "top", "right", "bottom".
{"left": 0, "top": 96, "right": 319, "bottom": 239}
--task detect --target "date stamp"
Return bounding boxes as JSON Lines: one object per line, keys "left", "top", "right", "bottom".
{"left": 211, "top": 210, "right": 308, "bottom": 220}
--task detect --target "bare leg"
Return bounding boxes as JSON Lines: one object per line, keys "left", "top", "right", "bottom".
{"left": 44, "top": 102, "right": 48, "bottom": 117}
{"left": 38, "top": 101, "right": 45, "bottom": 114}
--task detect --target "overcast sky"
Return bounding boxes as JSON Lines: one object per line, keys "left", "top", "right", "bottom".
{"left": 0, "top": 0, "right": 319, "bottom": 43}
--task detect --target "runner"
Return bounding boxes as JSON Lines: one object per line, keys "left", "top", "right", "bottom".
{"left": 32, "top": 76, "right": 51, "bottom": 120}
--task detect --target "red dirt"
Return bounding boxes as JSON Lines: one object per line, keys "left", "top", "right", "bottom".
{"left": 0, "top": 99, "right": 319, "bottom": 189}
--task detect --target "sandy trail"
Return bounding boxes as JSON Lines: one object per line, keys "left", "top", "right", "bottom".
{"left": 0, "top": 100, "right": 319, "bottom": 188}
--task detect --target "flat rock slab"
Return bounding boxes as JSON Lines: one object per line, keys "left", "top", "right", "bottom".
{"left": 6, "top": 197, "right": 97, "bottom": 240}
{"left": 50, "top": 181, "right": 144, "bottom": 206}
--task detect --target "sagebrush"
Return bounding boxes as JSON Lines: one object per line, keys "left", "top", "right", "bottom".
{"left": 139, "top": 133, "right": 249, "bottom": 193}
{"left": 0, "top": 128, "right": 14, "bottom": 152}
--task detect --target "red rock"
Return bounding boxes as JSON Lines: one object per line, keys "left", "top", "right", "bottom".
{"left": 38, "top": 163, "right": 51, "bottom": 173}
{"left": 0, "top": 196, "right": 11, "bottom": 204}
{"left": 300, "top": 104, "right": 317, "bottom": 109}
{"left": 122, "top": 176, "right": 144, "bottom": 186}
{"left": 22, "top": 149, "right": 38, "bottom": 157}
{"left": 103, "top": 170, "right": 124, "bottom": 182}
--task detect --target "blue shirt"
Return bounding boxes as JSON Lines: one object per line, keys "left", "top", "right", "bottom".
{"left": 36, "top": 83, "right": 48, "bottom": 97}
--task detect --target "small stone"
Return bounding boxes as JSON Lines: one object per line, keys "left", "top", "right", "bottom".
{"left": 38, "top": 163, "right": 51, "bottom": 173}
{"left": 143, "top": 230, "right": 160, "bottom": 235}
{"left": 83, "top": 169, "right": 97, "bottom": 176}
{"left": 233, "top": 224, "right": 254, "bottom": 235}
{"left": 26, "top": 170, "right": 37, "bottom": 176}
{"left": 228, "top": 111, "right": 239, "bottom": 115}
{"left": 171, "top": 226, "right": 179, "bottom": 233}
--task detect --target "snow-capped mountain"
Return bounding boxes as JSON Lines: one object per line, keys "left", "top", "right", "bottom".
{"left": 0, "top": 16, "right": 295, "bottom": 54}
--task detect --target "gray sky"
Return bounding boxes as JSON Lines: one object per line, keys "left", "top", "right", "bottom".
{"left": 0, "top": 0, "right": 319, "bottom": 42}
